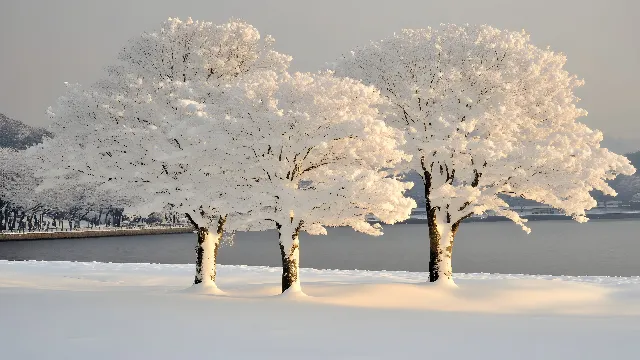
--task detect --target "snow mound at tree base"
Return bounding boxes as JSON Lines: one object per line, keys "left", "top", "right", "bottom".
{"left": 278, "top": 281, "right": 307, "bottom": 299}
{"left": 422, "top": 276, "right": 459, "bottom": 288}
{"left": 182, "top": 281, "right": 225, "bottom": 295}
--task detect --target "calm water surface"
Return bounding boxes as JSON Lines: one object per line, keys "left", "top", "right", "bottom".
{"left": 1, "top": 220, "right": 639, "bottom": 276}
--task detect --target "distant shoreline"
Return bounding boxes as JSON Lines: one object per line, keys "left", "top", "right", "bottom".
{"left": 0, "top": 227, "right": 194, "bottom": 241}
{"left": 398, "top": 212, "right": 640, "bottom": 224}
{"left": 2, "top": 212, "right": 639, "bottom": 241}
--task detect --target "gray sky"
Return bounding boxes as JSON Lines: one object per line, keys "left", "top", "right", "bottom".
{"left": 1, "top": 0, "right": 639, "bottom": 152}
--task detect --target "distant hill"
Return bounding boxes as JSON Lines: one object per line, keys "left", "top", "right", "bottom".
{"left": 625, "top": 151, "right": 640, "bottom": 170}
{"left": 604, "top": 151, "right": 640, "bottom": 202}
{"left": 601, "top": 137, "right": 640, "bottom": 156}
{"left": 0, "top": 113, "right": 52, "bottom": 150}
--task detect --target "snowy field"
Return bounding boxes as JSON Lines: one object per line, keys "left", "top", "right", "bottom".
{"left": 1, "top": 261, "right": 639, "bottom": 359}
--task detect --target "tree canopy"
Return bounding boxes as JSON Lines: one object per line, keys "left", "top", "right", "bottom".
{"left": 334, "top": 24, "right": 635, "bottom": 282}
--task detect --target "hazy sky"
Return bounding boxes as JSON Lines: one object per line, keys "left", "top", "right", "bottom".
{"left": 1, "top": 0, "right": 638, "bottom": 151}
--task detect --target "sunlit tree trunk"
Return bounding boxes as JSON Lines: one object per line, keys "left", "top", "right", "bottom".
{"left": 425, "top": 169, "right": 465, "bottom": 283}
{"left": 427, "top": 214, "right": 461, "bottom": 283}
{"left": 192, "top": 215, "right": 226, "bottom": 285}
{"left": 276, "top": 218, "right": 303, "bottom": 293}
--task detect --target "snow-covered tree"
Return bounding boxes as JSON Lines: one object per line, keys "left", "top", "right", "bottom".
{"left": 334, "top": 24, "right": 636, "bottom": 283}
{"left": 0, "top": 149, "right": 41, "bottom": 230}
{"left": 30, "top": 17, "right": 291, "bottom": 289}
{"left": 1, "top": 149, "right": 24, "bottom": 204}
{"left": 0, "top": 146, "right": 132, "bottom": 231}
{"left": 184, "top": 70, "right": 416, "bottom": 293}
{"left": 35, "top": 175, "right": 136, "bottom": 229}
{"left": 117, "top": 17, "right": 289, "bottom": 85}
{"left": 1, "top": 149, "right": 23, "bottom": 230}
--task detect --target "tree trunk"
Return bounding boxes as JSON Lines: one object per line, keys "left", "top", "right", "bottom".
{"left": 18, "top": 211, "right": 26, "bottom": 232}
{"left": 5, "top": 207, "right": 11, "bottom": 230}
{"left": 424, "top": 171, "right": 443, "bottom": 283}
{"left": 11, "top": 209, "right": 18, "bottom": 230}
{"left": 427, "top": 208, "right": 441, "bottom": 282}
{"left": 193, "top": 216, "right": 225, "bottom": 285}
{"left": 427, "top": 209, "right": 463, "bottom": 284}
{"left": 111, "top": 208, "right": 123, "bottom": 227}
{"left": 277, "top": 219, "right": 303, "bottom": 293}
{"left": 0, "top": 205, "right": 4, "bottom": 231}
{"left": 434, "top": 221, "right": 455, "bottom": 282}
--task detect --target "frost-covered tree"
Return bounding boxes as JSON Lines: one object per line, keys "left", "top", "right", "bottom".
{"left": 334, "top": 24, "right": 636, "bottom": 283}
{"left": 185, "top": 70, "right": 416, "bottom": 293}
{"left": 30, "top": 17, "right": 291, "bottom": 289}
{"left": 1, "top": 149, "right": 23, "bottom": 230}
{"left": 0, "top": 148, "right": 41, "bottom": 230}
{"left": 2, "top": 148, "right": 133, "bottom": 231}
{"left": 1, "top": 149, "right": 25, "bottom": 204}
{"left": 0, "top": 147, "right": 126, "bottom": 231}
{"left": 36, "top": 174, "right": 136, "bottom": 229}
{"left": 116, "top": 17, "right": 289, "bottom": 85}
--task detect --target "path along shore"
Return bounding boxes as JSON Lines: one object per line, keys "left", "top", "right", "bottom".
{"left": 0, "top": 227, "right": 193, "bottom": 241}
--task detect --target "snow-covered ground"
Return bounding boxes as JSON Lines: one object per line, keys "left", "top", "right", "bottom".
{"left": 1, "top": 261, "right": 639, "bottom": 359}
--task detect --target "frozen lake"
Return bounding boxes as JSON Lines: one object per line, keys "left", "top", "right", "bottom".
{"left": 1, "top": 219, "right": 639, "bottom": 276}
